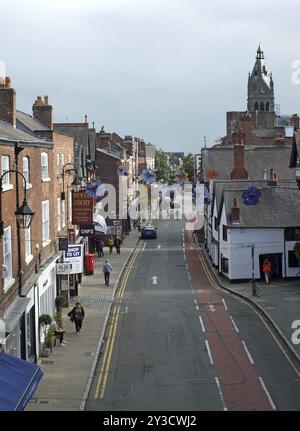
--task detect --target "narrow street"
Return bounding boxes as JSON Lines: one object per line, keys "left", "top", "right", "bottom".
{"left": 86, "top": 219, "right": 300, "bottom": 411}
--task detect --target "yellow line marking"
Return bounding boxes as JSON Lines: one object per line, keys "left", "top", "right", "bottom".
{"left": 95, "top": 240, "right": 143, "bottom": 399}
{"left": 186, "top": 231, "right": 300, "bottom": 379}
{"left": 94, "top": 306, "right": 118, "bottom": 399}
{"left": 100, "top": 306, "right": 121, "bottom": 399}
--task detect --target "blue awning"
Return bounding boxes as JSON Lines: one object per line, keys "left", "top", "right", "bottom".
{"left": 0, "top": 352, "right": 44, "bottom": 411}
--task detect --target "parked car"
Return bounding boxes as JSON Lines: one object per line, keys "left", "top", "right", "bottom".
{"left": 140, "top": 226, "right": 157, "bottom": 239}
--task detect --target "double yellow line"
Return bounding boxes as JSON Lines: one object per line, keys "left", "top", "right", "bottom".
{"left": 187, "top": 230, "right": 300, "bottom": 378}
{"left": 94, "top": 241, "right": 143, "bottom": 399}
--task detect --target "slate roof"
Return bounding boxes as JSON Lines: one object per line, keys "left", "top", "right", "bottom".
{"left": 0, "top": 120, "right": 51, "bottom": 145}
{"left": 16, "top": 110, "right": 49, "bottom": 132}
{"left": 222, "top": 186, "right": 300, "bottom": 228}
{"left": 202, "top": 145, "right": 295, "bottom": 182}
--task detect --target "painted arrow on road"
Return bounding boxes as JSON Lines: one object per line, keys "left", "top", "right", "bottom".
{"left": 152, "top": 276, "right": 159, "bottom": 285}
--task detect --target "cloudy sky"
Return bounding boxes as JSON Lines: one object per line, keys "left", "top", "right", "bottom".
{"left": 1, "top": 0, "right": 300, "bottom": 152}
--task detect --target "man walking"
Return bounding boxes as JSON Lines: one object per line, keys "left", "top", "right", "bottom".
{"left": 96, "top": 239, "right": 105, "bottom": 257}
{"left": 103, "top": 259, "right": 113, "bottom": 286}
{"left": 115, "top": 237, "right": 122, "bottom": 255}
{"left": 262, "top": 258, "right": 271, "bottom": 284}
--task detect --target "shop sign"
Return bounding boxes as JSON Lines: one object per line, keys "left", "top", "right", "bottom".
{"left": 64, "top": 245, "right": 83, "bottom": 274}
{"left": 72, "top": 191, "right": 93, "bottom": 225}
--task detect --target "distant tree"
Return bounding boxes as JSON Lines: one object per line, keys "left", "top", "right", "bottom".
{"left": 155, "top": 149, "right": 169, "bottom": 181}
{"left": 182, "top": 153, "right": 195, "bottom": 181}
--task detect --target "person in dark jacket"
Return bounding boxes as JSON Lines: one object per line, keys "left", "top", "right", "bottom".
{"left": 96, "top": 239, "right": 105, "bottom": 257}
{"left": 115, "top": 237, "right": 122, "bottom": 254}
{"left": 67, "top": 302, "right": 85, "bottom": 334}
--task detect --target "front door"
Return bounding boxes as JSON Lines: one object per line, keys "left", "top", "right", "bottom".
{"left": 259, "top": 253, "right": 283, "bottom": 280}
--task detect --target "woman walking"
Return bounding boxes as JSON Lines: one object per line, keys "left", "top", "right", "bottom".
{"left": 68, "top": 302, "right": 85, "bottom": 334}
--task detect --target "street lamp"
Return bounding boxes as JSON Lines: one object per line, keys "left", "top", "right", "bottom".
{"left": 61, "top": 163, "right": 80, "bottom": 201}
{"left": 0, "top": 169, "right": 35, "bottom": 237}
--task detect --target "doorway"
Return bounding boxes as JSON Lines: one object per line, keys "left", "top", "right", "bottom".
{"left": 259, "top": 253, "right": 283, "bottom": 280}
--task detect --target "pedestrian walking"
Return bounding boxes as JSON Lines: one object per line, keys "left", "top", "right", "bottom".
{"left": 50, "top": 319, "right": 66, "bottom": 346}
{"left": 262, "top": 258, "right": 271, "bottom": 284}
{"left": 103, "top": 259, "right": 113, "bottom": 286}
{"left": 115, "top": 237, "right": 122, "bottom": 255}
{"left": 107, "top": 236, "right": 114, "bottom": 254}
{"left": 67, "top": 302, "right": 85, "bottom": 334}
{"left": 96, "top": 239, "right": 105, "bottom": 257}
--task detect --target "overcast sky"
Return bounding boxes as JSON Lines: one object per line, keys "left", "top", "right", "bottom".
{"left": 1, "top": 0, "right": 300, "bottom": 152}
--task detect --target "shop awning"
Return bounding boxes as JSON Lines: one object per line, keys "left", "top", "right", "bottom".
{"left": 0, "top": 352, "right": 44, "bottom": 411}
{"left": 3, "top": 297, "right": 30, "bottom": 333}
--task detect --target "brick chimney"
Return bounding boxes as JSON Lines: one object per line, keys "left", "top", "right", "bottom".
{"left": 230, "top": 143, "right": 248, "bottom": 180}
{"left": 32, "top": 95, "right": 53, "bottom": 129}
{"left": 231, "top": 197, "right": 240, "bottom": 223}
{"left": 0, "top": 76, "right": 16, "bottom": 127}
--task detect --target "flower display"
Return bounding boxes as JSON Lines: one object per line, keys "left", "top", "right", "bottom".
{"left": 176, "top": 168, "right": 189, "bottom": 185}
{"left": 84, "top": 178, "right": 107, "bottom": 202}
{"left": 241, "top": 186, "right": 261, "bottom": 206}
{"left": 141, "top": 168, "right": 157, "bottom": 184}
{"left": 207, "top": 169, "right": 219, "bottom": 180}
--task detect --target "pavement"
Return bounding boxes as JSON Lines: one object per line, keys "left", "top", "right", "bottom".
{"left": 26, "top": 229, "right": 140, "bottom": 411}
{"left": 200, "top": 245, "right": 300, "bottom": 361}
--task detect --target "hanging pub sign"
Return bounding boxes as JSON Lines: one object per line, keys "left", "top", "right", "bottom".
{"left": 72, "top": 191, "right": 93, "bottom": 225}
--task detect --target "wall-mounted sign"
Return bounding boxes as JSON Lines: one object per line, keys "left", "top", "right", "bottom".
{"left": 58, "top": 237, "right": 68, "bottom": 251}
{"left": 63, "top": 244, "right": 83, "bottom": 274}
{"left": 60, "top": 275, "right": 69, "bottom": 291}
{"left": 72, "top": 191, "right": 93, "bottom": 225}
{"left": 79, "top": 225, "right": 95, "bottom": 236}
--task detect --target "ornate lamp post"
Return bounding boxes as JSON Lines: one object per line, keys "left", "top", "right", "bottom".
{"left": 60, "top": 163, "right": 81, "bottom": 201}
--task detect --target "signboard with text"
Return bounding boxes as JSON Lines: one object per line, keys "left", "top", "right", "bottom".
{"left": 72, "top": 191, "right": 93, "bottom": 225}
{"left": 63, "top": 244, "right": 83, "bottom": 274}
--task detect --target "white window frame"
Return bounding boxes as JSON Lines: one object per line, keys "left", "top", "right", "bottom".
{"left": 2, "top": 155, "right": 10, "bottom": 187}
{"left": 68, "top": 154, "right": 72, "bottom": 163}
{"left": 3, "top": 226, "right": 13, "bottom": 291}
{"left": 41, "top": 152, "right": 49, "bottom": 180}
{"left": 57, "top": 197, "right": 61, "bottom": 232}
{"left": 56, "top": 154, "right": 60, "bottom": 178}
{"left": 62, "top": 200, "right": 66, "bottom": 228}
{"left": 25, "top": 226, "right": 33, "bottom": 264}
{"left": 42, "top": 200, "right": 50, "bottom": 245}
{"left": 69, "top": 191, "right": 72, "bottom": 222}
{"left": 23, "top": 156, "right": 30, "bottom": 186}
{"left": 61, "top": 153, "right": 65, "bottom": 170}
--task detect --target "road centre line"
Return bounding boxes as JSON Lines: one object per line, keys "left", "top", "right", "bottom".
{"left": 199, "top": 316, "right": 206, "bottom": 332}
{"left": 229, "top": 316, "right": 240, "bottom": 333}
{"left": 222, "top": 298, "right": 228, "bottom": 311}
{"left": 242, "top": 340, "right": 255, "bottom": 365}
{"left": 205, "top": 339, "right": 214, "bottom": 364}
{"left": 215, "top": 377, "right": 228, "bottom": 411}
{"left": 258, "top": 377, "right": 276, "bottom": 411}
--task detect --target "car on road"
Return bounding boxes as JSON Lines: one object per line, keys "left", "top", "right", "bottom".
{"left": 140, "top": 226, "right": 157, "bottom": 239}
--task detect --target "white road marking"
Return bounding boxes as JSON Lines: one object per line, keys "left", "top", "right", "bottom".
{"left": 199, "top": 316, "right": 205, "bottom": 332}
{"left": 205, "top": 340, "right": 214, "bottom": 364}
{"left": 187, "top": 272, "right": 191, "bottom": 281}
{"left": 209, "top": 305, "right": 217, "bottom": 313}
{"left": 195, "top": 305, "right": 199, "bottom": 311}
{"left": 157, "top": 244, "right": 161, "bottom": 249}
{"left": 194, "top": 299, "right": 197, "bottom": 305}
{"left": 222, "top": 298, "right": 228, "bottom": 311}
{"left": 259, "top": 377, "right": 276, "bottom": 411}
{"left": 142, "top": 243, "right": 146, "bottom": 250}
{"left": 215, "top": 377, "right": 228, "bottom": 411}
{"left": 124, "top": 306, "right": 128, "bottom": 314}
{"left": 229, "top": 316, "right": 239, "bottom": 333}
{"left": 242, "top": 340, "right": 255, "bottom": 365}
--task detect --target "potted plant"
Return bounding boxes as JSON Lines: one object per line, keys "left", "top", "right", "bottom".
{"left": 55, "top": 295, "right": 65, "bottom": 312}
{"left": 39, "top": 314, "right": 52, "bottom": 357}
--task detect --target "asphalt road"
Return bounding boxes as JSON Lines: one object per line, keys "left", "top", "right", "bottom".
{"left": 86, "top": 219, "right": 300, "bottom": 411}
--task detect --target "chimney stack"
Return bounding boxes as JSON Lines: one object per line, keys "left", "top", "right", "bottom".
{"left": 0, "top": 76, "right": 16, "bottom": 127}
{"left": 32, "top": 95, "right": 53, "bottom": 129}
{"left": 230, "top": 143, "right": 248, "bottom": 180}
{"left": 231, "top": 198, "right": 240, "bottom": 223}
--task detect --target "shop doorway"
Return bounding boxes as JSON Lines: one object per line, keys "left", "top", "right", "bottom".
{"left": 259, "top": 253, "right": 283, "bottom": 280}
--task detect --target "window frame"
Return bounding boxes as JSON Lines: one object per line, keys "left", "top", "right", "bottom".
{"left": 57, "top": 197, "right": 61, "bottom": 232}
{"left": 3, "top": 225, "right": 12, "bottom": 282}
{"left": 42, "top": 200, "right": 50, "bottom": 243}
{"left": 23, "top": 156, "right": 30, "bottom": 185}
{"left": 222, "top": 225, "right": 228, "bottom": 242}
{"left": 2, "top": 155, "right": 10, "bottom": 185}
{"left": 25, "top": 226, "right": 32, "bottom": 261}
{"left": 41, "top": 152, "right": 49, "bottom": 179}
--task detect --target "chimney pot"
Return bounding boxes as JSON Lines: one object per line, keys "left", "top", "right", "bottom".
{"left": 44, "top": 95, "right": 49, "bottom": 105}
{"left": 0, "top": 77, "right": 16, "bottom": 126}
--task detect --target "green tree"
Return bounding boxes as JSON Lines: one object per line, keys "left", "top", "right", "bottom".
{"left": 182, "top": 153, "right": 195, "bottom": 182}
{"left": 155, "top": 149, "right": 169, "bottom": 181}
